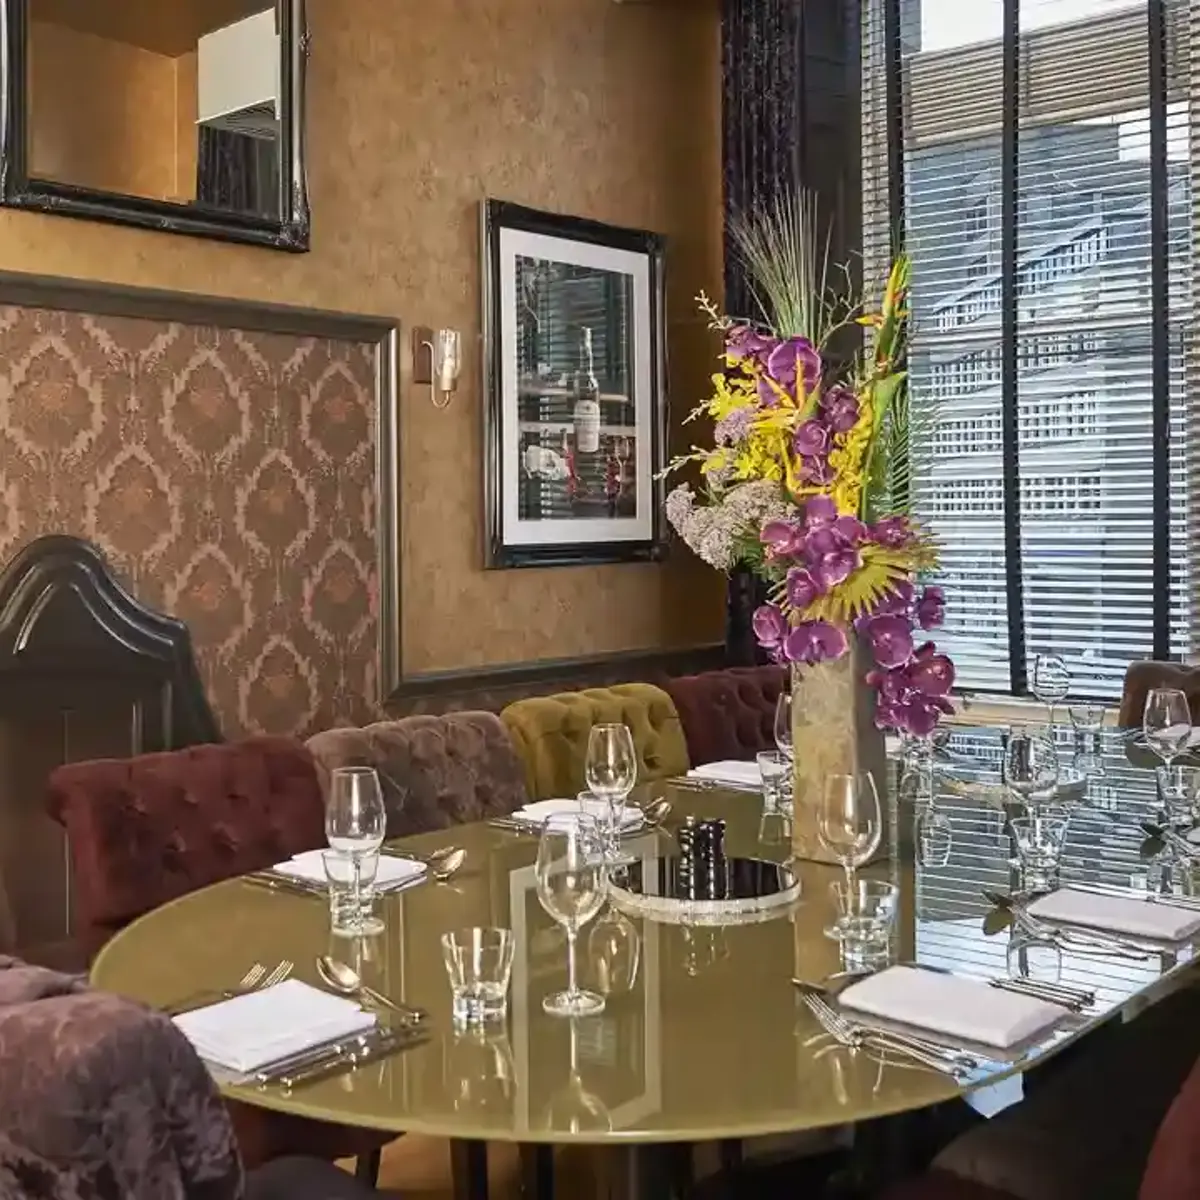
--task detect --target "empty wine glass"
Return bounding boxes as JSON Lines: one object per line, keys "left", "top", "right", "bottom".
{"left": 586, "top": 908, "right": 641, "bottom": 997}
{"left": 1002, "top": 732, "right": 1059, "bottom": 810}
{"left": 817, "top": 772, "right": 882, "bottom": 884}
{"left": 325, "top": 766, "right": 387, "bottom": 936}
{"left": 536, "top": 813, "right": 608, "bottom": 1017}
{"left": 584, "top": 724, "right": 638, "bottom": 856}
{"left": 1143, "top": 688, "right": 1192, "bottom": 771}
{"left": 774, "top": 690, "right": 794, "bottom": 760}
{"left": 1032, "top": 654, "right": 1070, "bottom": 733}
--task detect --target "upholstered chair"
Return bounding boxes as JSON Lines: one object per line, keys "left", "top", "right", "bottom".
{"left": 661, "top": 665, "right": 787, "bottom": 766}
{"left": 1119, "top": 661, "right": 1200, "bottom": 727}
{"left": 306, "top": 712, "right": 528, "bottom": 835}
{"left": 501, "top": 683, "right": 690, "bottom": 800}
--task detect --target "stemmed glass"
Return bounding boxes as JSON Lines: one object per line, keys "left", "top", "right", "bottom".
{"left": 542, "top": 1019, "right": 612, "bottom": 1134}
{"left": 774, "top": 690, "right": 794, "bottom": 761}
{"left": 817, "top": 772, "right": 882, "bottom": 885}
{"left": 325, "top": 766, "right": 387, "bottom": 936}
{"left": 1032, "top": 653, "right": 1070, "bottom": 736}
{"left": 1143, "top": 688, "right": 1192, "bottom": 771}
{"left": 584, "top": 724, "right": 638, "bottom": 857}
{"left": 536, "top": 813, "right": 608, "bottom": 1017}
{"left": 1002, "top": 732, "right": 1059, "bottom": 812}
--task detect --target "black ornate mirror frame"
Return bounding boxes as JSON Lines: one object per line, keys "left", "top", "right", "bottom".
{"left": 0, "top": 0, "right": 310, "bottom": 251}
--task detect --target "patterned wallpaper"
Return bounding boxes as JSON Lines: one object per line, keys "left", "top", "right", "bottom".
{"left": 0, "top": 304, "right": 382, "bottom": 739}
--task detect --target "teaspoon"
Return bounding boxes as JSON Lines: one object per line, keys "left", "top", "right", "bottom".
{"left": 315, "top": 955, "right": 427, "bottom": 1023}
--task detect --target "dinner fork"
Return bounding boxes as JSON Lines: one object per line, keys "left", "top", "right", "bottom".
{"left": 1009, "top": 906, "right": 1155, "bottom": 961}
{"left": 164, "top": 959, "right": 293, "bottom": 1017}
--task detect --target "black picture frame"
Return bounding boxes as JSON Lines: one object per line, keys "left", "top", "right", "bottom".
{"left": 481, "top": 199, "right": 668, "bottom": 569}
{"left": 0, "top": 0, "right": 310, "bottom": 251}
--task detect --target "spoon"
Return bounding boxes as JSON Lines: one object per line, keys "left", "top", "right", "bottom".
{"left": 315, "top": 956, "right": 427, "bottom": 1023}
{"left": 386, "top": 845, "right": 467, "bottom": 881}
{"left": 642, "top": 798, "right": 672, "bottom": 826}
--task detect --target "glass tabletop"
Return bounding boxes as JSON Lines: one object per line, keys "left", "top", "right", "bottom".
{"left": 89, "top": 722, "right": 1200, "bottom": 1144}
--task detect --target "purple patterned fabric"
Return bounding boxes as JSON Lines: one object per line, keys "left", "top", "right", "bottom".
{"left": 0, "top": 957, "right": 242, "bottom": 1200}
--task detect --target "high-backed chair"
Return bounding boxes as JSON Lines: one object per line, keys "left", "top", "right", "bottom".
{"left": 1119, "top": 661, "right": 1200, "bottom": 728}
{"left": 306, "top": 712, "right": 528, "bottom": 835}
{"left": 661, "top": 665, "right": 786, "bottom": 766}
{"left": 500, "top": 683, "right": 689, "bottom": 800}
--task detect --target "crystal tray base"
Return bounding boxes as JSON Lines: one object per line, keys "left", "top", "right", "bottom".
{"left": 608, "top": 856, "right": 802, "bottom": 927}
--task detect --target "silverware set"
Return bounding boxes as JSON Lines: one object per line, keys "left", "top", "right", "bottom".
{"left": 984, "top": 891, "right": 1158, "bottom": 961}
{"left": 165, "top": 959, "right": 294, "bottom": 1015}
{"left": 253, "top": 1025, "right": 425, "bottom": 1090}
{"left": 488, "top": 798, "right": 672, "bottom": 835}
{"left": 988, "top": 975, "right": 1094, "bottom": 1011}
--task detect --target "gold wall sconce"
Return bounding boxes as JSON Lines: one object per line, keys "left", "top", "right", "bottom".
{"left": 413, "top": 327, "right": 462, "bottom": 409}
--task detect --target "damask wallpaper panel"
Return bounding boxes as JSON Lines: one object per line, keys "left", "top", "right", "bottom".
{"left": 0, "top": 304, "right": 382, "bottom": 738}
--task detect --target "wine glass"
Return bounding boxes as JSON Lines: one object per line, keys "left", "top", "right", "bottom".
{"left": 1143, "top": 688, "right": 1192, "bottom": 771}
{"left": 536, "top": 813, "right": 608, "bottom": 1017}
{"left": 817, "top": 772, "right": 882, "bottom": 884}
{"left": 1031, "top": 654, "right": 1070, "bottom": 735}
{"left": 542, "top": 1019, "right": 612, "bottom": 1134}
{"left": 774, "top": 690, "right": 794, "bottom": 759}
{"left": 586, "top": 908, "right": 641, "bottom": 997}
{"left": 1002, "top": 732, "right": 1059, "bottom": 811}
{"left": 325, "top": 766, "right": 387, "bottom": 936}
{"left": 584, "top": 724, "right": 638, "bottom": 856}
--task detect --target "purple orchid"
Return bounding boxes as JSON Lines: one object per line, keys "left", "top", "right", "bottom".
{"left": 805, "top": 495, "right": 838, "bottom": 526}
{"left": 820, "top": 385, "right": 860, "bottom": 434}
{"left": 725, "top": 326, "right": 774, "bottom": 368}
{"left": 783, "top": 620, "right": 848, "bottom": 666}
{"left": 799, "top": 456, "right": 836, "bottom": 486}
{"left": 752, "top": 603, "right": 788, "bottom": 652}
{"left": 915, "top": 586, "right": 946, "bottom": 631}
{"left": 908, "top": 642, "right": 955, "bottom": 696}
{"left": 766, "top": 336, "right": 822, "bottom": 397}
{"left": 869, "top": 516, "right": 912, "bottom": 548}
{"left": 873, "top": 580, "right": 915, "bottom": 617}
{"left": 760, "top": 519, "right": 807, "bottom": 559}
{"left": 813, "top": 545, "right": 860, "bottom": 591}
{"left": 786, "top": 566, "right": 822, "bottom": 610}
{"left": 792, "top": 420, "right": 829, "bottom": 458}
{"left": 860, "top": 613, "right": 915, "bottom": 669}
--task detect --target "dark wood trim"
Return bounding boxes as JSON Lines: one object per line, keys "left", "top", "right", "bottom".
{"left": 387, "top": 642, "right": 726, "bottom": 705}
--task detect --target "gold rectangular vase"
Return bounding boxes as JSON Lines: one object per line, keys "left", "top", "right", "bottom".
{"left": 790, "top": 644, "right": 889, "bottom": 864}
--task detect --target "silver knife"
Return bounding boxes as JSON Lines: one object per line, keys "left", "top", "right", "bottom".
{"left": 253, "top": 1030, "right": 380, "bottom": 1085}
{"left": 243, "top": 871, "right": 324, "bottom": 896}
{"left": 277, "top": 1028, "right": 422, "bottom": 1089}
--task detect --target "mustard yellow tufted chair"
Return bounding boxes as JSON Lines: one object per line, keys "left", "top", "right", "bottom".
{"left": 500, "top": 683, "right": 690, "bottom": 800}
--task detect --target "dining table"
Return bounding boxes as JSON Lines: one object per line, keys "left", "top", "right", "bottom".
{"left": 90, "top": 721, "right": 1200, "bottom": 1199}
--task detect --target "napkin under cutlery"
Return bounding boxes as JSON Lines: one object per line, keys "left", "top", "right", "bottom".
{"left": 271, "top": 850, "right": 427, "bottom": 892}
{"left": 685, "top": 761, "right": 762, "bottom": 790}
{"left": 838, "top": 965, "right": 1063, "bottom": 1051}
{"left": 1027, "top": 887, "right": 1200, "bottom": 943}
{"left": 173, "top": 979, "right": 376, "bottom": 1074}
{"left": 508, "top": 798, "right": 645, "bottom": 831}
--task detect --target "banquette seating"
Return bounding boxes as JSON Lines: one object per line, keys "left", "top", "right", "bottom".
{"left": 660, "top": 664, "right": 785, "bottom": 766}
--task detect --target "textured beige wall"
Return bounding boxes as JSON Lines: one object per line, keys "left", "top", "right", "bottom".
{"left": 0, "top": 0, "right": 725, "bottom": 674}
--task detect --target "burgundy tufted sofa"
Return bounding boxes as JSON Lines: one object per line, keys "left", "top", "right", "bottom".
{"left": 306, "top": 712, "right": 528, "bottom": 836}
{"left": 661, "top": 666, "right": 787, "bottom": 766}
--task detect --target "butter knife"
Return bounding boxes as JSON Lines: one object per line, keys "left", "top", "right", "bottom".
{"left": 277, "top": 1028, "right": 422, "bottom": 1089}
{"left": 253, "top": 1031, "right": 379, "bottom": 1085}
{"left": 243, "top": 871, "right": 324, "bottom": 896}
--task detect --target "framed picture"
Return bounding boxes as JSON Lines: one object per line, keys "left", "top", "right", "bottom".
{"left": 481, "top": 200, "right": 668, "bottom": 568}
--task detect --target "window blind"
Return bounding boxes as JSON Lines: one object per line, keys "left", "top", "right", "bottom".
{"left": 863, "top": 0, "right": 1192, "bottom": 700}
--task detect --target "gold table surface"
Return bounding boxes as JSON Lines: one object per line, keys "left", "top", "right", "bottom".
{"left": 91, "top": 725, "right": 1199, "bottom": 1145}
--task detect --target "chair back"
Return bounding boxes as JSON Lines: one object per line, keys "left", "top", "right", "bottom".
{"left": 1140, "top": 1051, "right": 1200, "bottom": 1200}
{"left": 307, "top": 711, "right": 528, "bottom": 836}
{"left": 1119, "top": 661, "right": 1200, "bottom": 727}
{"left": 661, "top": 665, "right": 786, "bottom": 765}
{"left": 501, "top": 683, "right": 688, "bottom": 800}
{"left": 46, "top": 737, "right": 323, "bottom": 945}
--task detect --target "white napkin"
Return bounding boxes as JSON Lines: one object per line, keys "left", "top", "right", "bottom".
{"left": 273, "top": 849, "right": 427, "bottom": 892}
{"left": 1028, "top": 887, "right": 1200, "bottom": 942}
{"left": 686, "top": 761, "right": 762, "bottom": 789}
{"left": 513, "top": 798, "right": 644, "bottom": 830}
{"left": 173, "top": 979, "right": 376, "bottom": 1073}
{"left": 839, "top": 965, "right": 1062, "bottom": 1051}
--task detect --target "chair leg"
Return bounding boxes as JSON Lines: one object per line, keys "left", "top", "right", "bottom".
{"left": 518, "top": 1144, "right": 554, "bottom": 1199}
{"left": 451, "top": 1139, "right": 489, "bottom": 1200}
{"left": 355, "top": 1148, "right": 382, "bottom": 1187}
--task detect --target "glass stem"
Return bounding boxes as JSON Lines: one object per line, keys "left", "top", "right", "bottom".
{"left": 351, "top": 856, "right": 362, "bottom": 924}
{"left": 566, "top": 927, "right": 579, "bottom": 997}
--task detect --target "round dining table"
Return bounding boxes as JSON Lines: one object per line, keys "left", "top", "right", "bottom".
{"left": 91, "top": 723, "right": 1200, "bottom": 1199}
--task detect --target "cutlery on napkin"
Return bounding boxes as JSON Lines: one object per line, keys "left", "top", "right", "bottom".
{"left": 837, "top": 964, "right": 1063, "bottom": 1051}
{"left": 270, "top": 850, "right": 427, "bottom": 892}
{"left": 506, "top": 798, "right": 645, "bottom": 831}
{"left": 1026, "top": 887, "right": 1200, "bottom": 943}
{"left": 173, "top": 979, "right": 376, "bottom": 1074}
{"left": 684, "top": 761, "right": 762, "bottom": 790}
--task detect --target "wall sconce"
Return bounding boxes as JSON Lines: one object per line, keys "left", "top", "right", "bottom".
{"left": 413, "top": 327, "right": 462, "bottom": 409}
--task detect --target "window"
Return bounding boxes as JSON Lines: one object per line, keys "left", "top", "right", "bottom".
{"left": 862, "top": 0, "right": 1191, "bottom": 699}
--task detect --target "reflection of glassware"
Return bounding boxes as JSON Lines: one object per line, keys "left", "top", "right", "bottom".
{"left": 825, "top": 879, "right": 898, "bottom": 972}
{"left": 444, "top": 1025, "right": 516, "bottom": 1116}
{"left": 542, "top": 1019, "right": 612, "bottom": 1134}
{"left": 1010, "top": 808, "right": 1070, "bottom": 893}
{"left": 774, "top": 691, "right": 794, "bottom": 760}
{"left": 1002, "top": 732, "right": 1059, "bottom": 810}
{"left": 586, "top": 908, "right": 641, "bottom": 997}
{"left": 1144, "top": 689, "right": 1192, "bottom": 771}
{"left": 1068, "top": 703, "right": 1105, "bottom": 735}
{"left": 817, "top": 772, "right": 882, "bottom": 883}
{"left": 325, "top": 766, "right": 388, "bottom": 936}
{"left": 572, "top": 327, "right": 601, "bottom": 454}
{"left": 1031, "top": 654, "right": 1070, "bottom": 732}
{"left": 1156, "top": 765, "right": 1200, "bottom": 825}
{"left": 440, "top": 927, "right": 515, "bottom": 1025}
{"left": 1072, "top": 750, "right": 1105, "bottom": 780}
{"left": 1006, "top": 931, "right": 1062, "bottom": 985}
{"left": 757, "top": 808, "right": 793, "bottom": 845}
{"left": 916, "top": 805, "right": 953, "bottom": 867}
{"left": 536, "top": 814, "right": 608, "bottom": 1017}
{"left": 679, "top": 923, "right": 729, "bottom": 976}
{"left": 585, "top": 723, "right": 637, "bottom": 858}
{"left": 757, "top": 750, "right": 791, "bottom": 812}
{"left": 323, "top": 848, "right": 380, "bottom": 938}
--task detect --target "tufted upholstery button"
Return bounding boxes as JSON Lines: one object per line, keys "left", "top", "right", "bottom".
{"left": 661, "top": 666, "right": 787, "bottom": 766}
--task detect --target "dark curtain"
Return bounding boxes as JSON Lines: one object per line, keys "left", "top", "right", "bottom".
{"left": 720, "top": 0, "right": 860, "bottom": 666}
{"left": 196, "top": 126, "right": 278, "bottom": 216}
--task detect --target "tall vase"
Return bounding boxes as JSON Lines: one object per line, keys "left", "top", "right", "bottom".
{"left": 725, "top": 565, "right": 768, "bottom": 667}
{"left": 790, "top": 640, "right": 889, "bottom": 865}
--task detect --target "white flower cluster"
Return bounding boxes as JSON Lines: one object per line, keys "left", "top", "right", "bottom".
{"left": 665, "top": 479, "right": 794, "bottom": 571}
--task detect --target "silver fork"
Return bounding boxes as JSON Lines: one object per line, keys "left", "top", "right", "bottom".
{"left": 238, "top": 963, "right": 266, "bottom": 989}
{"left": 258, "top": 960, "right": 293, "bottom": 989}
{"left": 1011, "top": 907, "right": 1155, "bottom": 961}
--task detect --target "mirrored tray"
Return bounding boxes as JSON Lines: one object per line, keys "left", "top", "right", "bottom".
{"left": 608, "top": 855, "right": 801, "bottom": 927}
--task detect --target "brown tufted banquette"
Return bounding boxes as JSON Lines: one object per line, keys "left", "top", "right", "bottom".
{"left": 1119, "top": 661, "right": 1200, "bottom": 728}
{"left": 661, "top": 665, "right": 787, "bottom": 766}
{"left": 306, "top": 712, "right": 528, "bottom": 835}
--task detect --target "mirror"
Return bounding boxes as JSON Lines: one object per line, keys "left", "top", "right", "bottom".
{"left": 0, "top": 0, "right": 308, "bottom": 250}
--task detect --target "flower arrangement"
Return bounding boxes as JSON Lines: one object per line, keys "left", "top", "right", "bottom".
{"left": 665, "top": 193, "right": 955, "bottom": 736}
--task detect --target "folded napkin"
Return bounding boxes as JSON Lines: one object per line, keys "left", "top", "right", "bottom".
{"left": 513, "top": 798, "right": 644, "bottom": 830}
{"left": 686, "top": 761, "right": 762, "bottom": 789}
{"left": 839, "top": 965, "right": 1062, "bottom": 1051}
{"left": 173, "top": 979, "right": 376, "bottom": 1073}
{"left": 273, "top": 849, "right": 427, "bottom": 892}
{"left": 1028, "top": 887, "right": 1200, "bottom": 942}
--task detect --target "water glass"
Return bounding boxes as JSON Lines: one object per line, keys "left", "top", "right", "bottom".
{"left": 916, "top": 805, "right": 953, "bottom": 867}
{"left": 440, "top": 927, "right": 516, "bottom": 1025}
{"left": 1156, "top": 765, "right": 1200, "bottom": 825}
{"left": 1031, "top": 653, "right": 1070, "bottom": 730}
{"left": 817, "top": 771, "right": 882, "bottom": 882}
{"left": 773, "top": 691, "right": 793, "bottom": 759}
{"left": 1007, "top": 932, "right": 1062, "bottom": 985}
{"left": 1010, "top": 808, "right": 1070, "bottom": 892}
{"left": 757, "top": 750, "right": 791, "bottom": 812}
{"left": 1002, "top": 732, "right": 1059, "bottom": 808}
{"left": 825, "top": 879, "right": 898, "bottom": 971}
{"left": 323, "top": 848, "right": 381, "bottom": 937}
{"left": 1144, "top": 688, "right": 1192, "bottom": 768}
